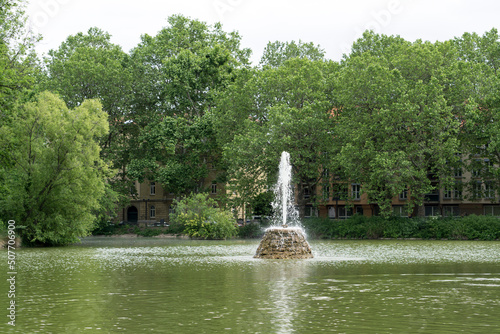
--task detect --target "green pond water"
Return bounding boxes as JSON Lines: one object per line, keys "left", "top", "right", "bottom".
{"left": 1, "top": 238, "right": 500, "bottom": 333}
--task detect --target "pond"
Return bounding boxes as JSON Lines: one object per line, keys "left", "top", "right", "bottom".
{"left": 1, "top": 238, "right": 500, "bottom": 333}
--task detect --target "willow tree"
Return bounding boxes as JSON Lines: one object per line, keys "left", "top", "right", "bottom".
{"left": 0, "top": 92, "right": 111, "bottom": 245}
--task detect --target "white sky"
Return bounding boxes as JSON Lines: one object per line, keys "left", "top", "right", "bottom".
{"left": 26, "top": 0, "right": 500, "bottom": 64}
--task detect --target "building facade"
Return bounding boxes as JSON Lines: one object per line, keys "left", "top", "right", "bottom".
{"left": 306, "top": 167, "right": 500, "bottom": 219}
{"left": 116, "top": 178, "right": 225, "bottom": 226}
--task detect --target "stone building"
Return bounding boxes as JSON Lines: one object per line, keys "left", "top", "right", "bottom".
{"left": 116, "top": 178, "right": 225, "bottom": 226}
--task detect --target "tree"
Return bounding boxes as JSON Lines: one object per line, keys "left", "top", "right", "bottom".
{"left": 452, "top": 29, "right": 500, "bottom": 200}
{"left": 43, "top": 28, "right": 134, "bottom": 203}
{"left": 0, "top": 0, "right": 41, "bottom": 115}
{"left": 0, "top": 91, "right": 112, "bottom": 245}
{"left": 218, "top": 57, "right": 339, "bottom": 218}
{"left": 336, "top": 32, "right": 463, "bottom": 216}
{"left": 259, "top": 40, "right": 325, "bottom": 68}
{"left": 127, "top": 113, "right": 222, "bottom": 195}
{"left": 128, "top": 15, "right": 250, "bottom": 196}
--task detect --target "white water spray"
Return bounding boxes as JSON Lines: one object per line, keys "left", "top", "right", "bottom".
{"left": 272, "top": 152, "right": 299, "bottom": 228}
{"left": 254, "top": 151, "right": 313, "bottom": 258}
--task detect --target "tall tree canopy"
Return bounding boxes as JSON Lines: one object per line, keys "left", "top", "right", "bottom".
{"left": 127, "top": 15, "right": 251, "bottom": 196}
{"left": 0, "top": 0, "right": 40, "bottom": 114}
{"left": 452, "top": 29, "right": 500, "bottom": 199}
{"left": 43, "top": 27, "right": 135, "bottom": 206}
{"left": 217, "top": 55, "right": 339, "bottom": 217}
{"left": 336, "top": 31, "right": 468, "bottom": 216}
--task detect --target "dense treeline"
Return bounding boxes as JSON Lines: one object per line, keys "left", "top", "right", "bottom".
{"left": 1, "top": 0, "right": 500, "bottom": 244}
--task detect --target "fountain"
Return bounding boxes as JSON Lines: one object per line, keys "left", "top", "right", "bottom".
{"left": 254, "top": 152, "right": 313, "bottom": 259}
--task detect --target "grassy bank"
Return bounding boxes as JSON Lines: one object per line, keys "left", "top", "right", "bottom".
{"left": 302, "top": 215, "right": 500, "bottom": 241}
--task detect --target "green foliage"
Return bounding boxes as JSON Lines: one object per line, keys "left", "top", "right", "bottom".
{"left": 0, "top": 0, "right": 41, "bottom": 114}
{"left": 250, "top": 191, "right": 273, "bottom": 216}
{"left": 128, "top": 15, "right": 250, "bottom": 197}
{"left": 0, "top": 91, "right": 112, "bottom": 245}
{"left": 136, "top": 228, "right": 163, "bottom": 237}
{"left": 259, "top": 40, "right": 325, "bottom": 68}
{"left": 218, "top": 57, "right": 339, "bottom": 217}
{"left": 302, "top": 215, "right": 500, "bottom": 240}
{"left": 171, "top": 193, "right": 237, "bottom": 239}
{"left": 238, "top": 223, "right": 264, "bottom": 239}
{"left": 337, "top": 32, "right": 463, "bottom": 216}
{"left": 128, "top": 113, "right": 220, "bottom": 195}
{"left": 43, "top": 27, "right": 134, "bottom": 209}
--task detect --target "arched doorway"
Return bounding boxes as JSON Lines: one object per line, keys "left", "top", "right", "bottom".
{"left": 127, "top": 206, "right": 138, "bottom": 223}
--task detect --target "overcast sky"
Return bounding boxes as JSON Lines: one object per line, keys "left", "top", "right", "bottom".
{"left": 26, "top": 0, "right": 500, "bottom": 64}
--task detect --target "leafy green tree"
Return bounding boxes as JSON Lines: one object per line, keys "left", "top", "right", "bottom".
{"left": 127, "top": 113, "right": 221, "bottom": 195}
{"left": 0, "top": 91, "right": 112, "bottom": 245}
{"left": 128, "top": 15, "right": 250, "bottom": 196}
{"left": 0, "top": 0, "right": 41, "bottom": 115}
{"left": 259, "top": 40, "right": 325, "bottom": 68}
{"left": 452, "top": 29, "right": 500, "bottom": 200}
{"left": 219, "top": 57, "right": 339, "bottom": 218}
{"left": 336, "top": 32, "right": 463, "bottom": 216}
{"left": 43, "top": 27, "right": 135, "bottom": 207}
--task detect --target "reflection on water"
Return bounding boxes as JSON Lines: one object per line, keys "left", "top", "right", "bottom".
{"left": 0, "top": 239, "right": 499, "bottom": 333}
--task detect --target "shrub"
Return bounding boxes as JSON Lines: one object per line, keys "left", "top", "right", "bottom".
{"left": 302, "top": 215, "right": 500, "bottom": 240}
{"left": 136, "top": 228, "right": 163, "bottom": 237}
{"left": 238, "top": 223, "right": 264, "bottom": 238}
{"left": 171, "top": 193, "right": 238, "bottom": 240}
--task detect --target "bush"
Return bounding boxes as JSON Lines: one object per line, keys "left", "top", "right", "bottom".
{"left": 238, "top": 223, "right": 264, "bottom": 239}
{"left": 136, "top": 228, "right": 163, "bottom": 237}
{"left": 171, "top": 193, "right": 238, "bottom": 240}
{"left": 302, "top": 215, "right": 500, "bottom": 240}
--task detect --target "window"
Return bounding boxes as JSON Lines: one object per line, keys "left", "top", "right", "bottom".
{"left": 425, "top": 186, "right": 439, "bottom": 202}
{"left": 454, "top": 182, "right": 463, "bottom": 199}
{"left": 211, "top": 183, "right": 217, "bottom": 194}
{"left": 485, "top": 206, "right": 500, "bottom": 217}
{"left": 150, "top": 205, "right": 156, "bottom": 218}
{"left": 443, "top": 206, "right": 460, "bottom": 217}
{"left": 304, "top": 206, "right": 318, "bottom": 218}
{"left": 333, "top": 183, "right": 348, "bottom": 200}
{"left": 328, "top": 206, "right": 335, "bottom": 219}
{"left": 351, "top": 184, "right": 361, "bottom": 200}
{"left": 322, "top": 168, "right": 329, "bottom": 178}
{"left": 392, "top": 206, "right": 407, "bottom": 217}
{"left": 338, "top": 206, "right": 352, "bottom": 219}
{"left": 485, "top": 181, "right": 495, "bottom": 199}
{"left": 399, "top": 187, "right": 408, "bottom": 200}
{"left": 169, "top": 205, "right": 175, "bottom": 215}
{"left": 150, "top": 182, "right": 156, "bottom": 195}
{"left": 304, "top": 187, "right": 310, "bottom": 199}
{"left": 472, "top": 159, "right": 482, "bottom": 177}
{"left": 323, "top": 185, "right": 330, "bottom": 200}
{"left": 444, "top": 187, "right": 453, "bottom": 199}
{"left": 473, "top": 181, "right": 483, "bottom": 199}
{"left": 425, "top": 206, "right": 440, "bottom": 217}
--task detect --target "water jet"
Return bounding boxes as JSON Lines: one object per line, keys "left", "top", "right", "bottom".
{"left": 254, "top": 152, "right": 313, "bottom": 259}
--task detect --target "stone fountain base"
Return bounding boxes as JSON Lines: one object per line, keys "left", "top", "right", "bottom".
{"left": 254, "top": 227, "right": 314, "bottom": 259}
